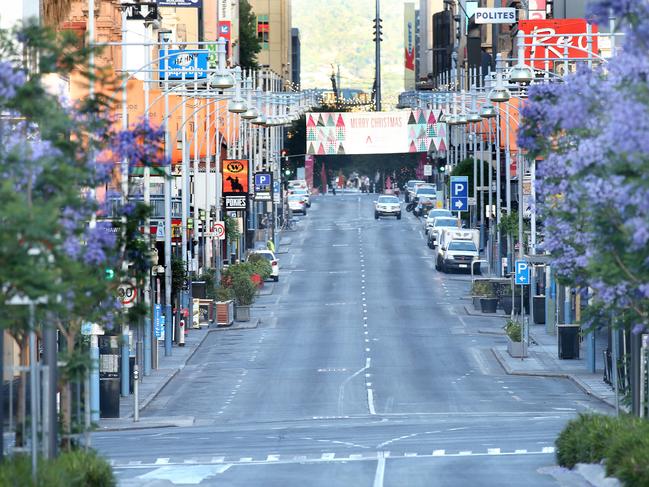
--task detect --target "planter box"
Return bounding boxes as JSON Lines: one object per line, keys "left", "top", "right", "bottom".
{"left": 234, "top": 304, "right": 251, "bottom": 322}
{"left": 507, "top": 338, "right": 525, "bottom": 358}
{"left": 216, "top": 300, "right": 234, "bottom": 326}
{"left": 480, "top": 297, "right": 498, "bottom": 313}
{"left": 472, "top": 296, "right": 484, "bottom": 310}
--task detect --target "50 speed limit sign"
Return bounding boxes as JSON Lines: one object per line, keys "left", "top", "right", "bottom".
{"left": 213, "top": 221, "right": 225, "bottom": 240}
{"left": 118, "top": 281, "right": 137, "bottom": 308}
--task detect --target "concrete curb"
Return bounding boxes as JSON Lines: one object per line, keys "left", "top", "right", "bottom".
{"left": 491, "top": 347, "right": 617, "bottom": 409}
{"left": 211, "top": 317, "right": 260, "bottom": 332}
{"left": 463, "top": 305, "right": 509, "bottom": 318}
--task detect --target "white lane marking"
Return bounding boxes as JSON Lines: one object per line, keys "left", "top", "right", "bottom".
{"left": 515, "top": 449, "right": 527, "bottom": 454}
{"left": 266, "top": 454, "right": 280, "bottom": 462}
{"left": 129, "top": 460, "right": 142, "bottom": 466}
{"left": 404, "top": 452, "right": 418, "bottom": 457}
{"left": 367, "top": 388, "right": 377, "bottom": 415}
{"left": 349, "top": 454, "right": 363, "bottom": 460}
{"left": 321, "top": 453, "right": 335, "bottom": 460}
{"left": 373, "top": 452, "right": 386, "bottom": 487}
{"left": 542, "top": 447, "right": 556, "bottom": 454}
{"left": 365, "top": 357, "right": 371, "bottom": 368}
{"left": 488, "top": 448, "right": 501, "bottom": 455}
{"left": 459, "top": 451, "right": 472, "bottom": 456}
{"left": 333, "top": 244, "right": 350, "bottom": 247}
{"left": 240, "top": 457, "right": 253, "bottom": 462}
{"left": 432, "top": 450, "right": 445, "bottom": 456}
{"left": 155, "top": 458, "right": 170, "bottom": 464}
{"left": 211, "top": 456, "right": 225, "bottom": 463}
{"left": 338, "top": 365, "right": 369, "bottom": 415}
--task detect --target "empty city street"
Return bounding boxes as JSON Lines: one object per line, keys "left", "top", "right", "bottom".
{"left": 94, "top": 194, "right": 611, "bottom": 486}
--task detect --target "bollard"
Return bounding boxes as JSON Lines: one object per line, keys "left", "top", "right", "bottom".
{"left": 133, "top": 365, "right": 140, "bottom": 422}
{"left": 178, "top": 320, "right": 186, "bottom": 347}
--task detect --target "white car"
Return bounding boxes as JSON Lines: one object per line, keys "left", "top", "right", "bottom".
{"left": 288, "top": 194, "right": 307, "bottom": 215}
{"left": 248, "top": 250, "right": 279, "bottom": 282}
{"left": 288, "top": 179, "right": 308, "bottom": 190}
{"left": 427, "top": 217, "right": 461, "bottom": 248}
{"left": 290, "top": 187, "right": 311, "bottom": 207}
{"left": 374, "top": 195, "right": 402, "bottom": 219}
{"left": 423, "top": 208, "right": 453, "bottom": 234}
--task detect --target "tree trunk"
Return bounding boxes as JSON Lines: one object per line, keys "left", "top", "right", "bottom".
{"left": 60, "top": 332, "right": 75, "bottom": 450}
{"left": 14, "top": 334, "right": 28, "bottom": 447}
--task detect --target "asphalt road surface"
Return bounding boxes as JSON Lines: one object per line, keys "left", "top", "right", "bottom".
{"left": 94, "top": 192, "right": 611, "bottom": 486}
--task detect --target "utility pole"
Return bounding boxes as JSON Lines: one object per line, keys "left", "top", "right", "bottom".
{"left": 374, "top": 0, "right": 382, "bottom": 111}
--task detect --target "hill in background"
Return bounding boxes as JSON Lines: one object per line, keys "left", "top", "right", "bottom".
{"left": 292, "top": 0, "right": 407, "bottom": 107}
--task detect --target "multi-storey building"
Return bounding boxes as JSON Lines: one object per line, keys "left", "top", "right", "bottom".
{"left": 248, "top": 0, "right": 292, "bottom": 83}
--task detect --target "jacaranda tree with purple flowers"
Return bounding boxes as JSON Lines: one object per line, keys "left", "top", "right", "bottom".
{"left": 0, "top": 22, "right": 167, "bottom": 447}
{"left": 518, "top": 1, "right": 649, "bottom": 337}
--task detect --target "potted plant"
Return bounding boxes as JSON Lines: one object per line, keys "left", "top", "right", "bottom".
{"left": 504, "top": 318, "right": 525, "bottom": 358}
{"left": 231, "top": 272, "right": 256, "bottom": 321}
{"left": 215, "top": 285, "right": 234, "bottom": 326}
{"left": 471, "top": 280, "right": 492, "bottom": 310}
{"left": 479, "top": 285, "right": 498, "bottom": 313}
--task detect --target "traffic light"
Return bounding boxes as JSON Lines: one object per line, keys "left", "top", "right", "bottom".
{"left": 438, "top": 164, "right": 446, "bottom": 174}
{"left": 105, "top": 268, "right": 115, "bottom": 280}
{"left": 199, "top": 209, "right": 206, "bottom": 221}
{"left": 373, "top": 18, "right": 383, "bottom": 42}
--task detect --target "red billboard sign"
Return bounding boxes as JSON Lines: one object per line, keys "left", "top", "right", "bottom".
{"left": 222, "top": 159, "right": 249, "bottom": 195}
{"left": 519, "top": 19, "right": 598, "bottom": 71}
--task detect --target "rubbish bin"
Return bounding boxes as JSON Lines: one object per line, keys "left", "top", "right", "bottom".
{"left": 558, "top": 324, "right": 580, "bottom": 359}
{"left": 533, "top": 295, "right": 546, "bottom": 324}
{"left": 98, "top": 335, "right": 120, "bottom": 418}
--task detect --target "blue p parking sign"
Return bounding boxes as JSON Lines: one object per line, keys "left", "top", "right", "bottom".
{"left": 515, "top": 260, "right": 530, "bottom": 285}
{"left": 450, "top": 176, "right": 469, "bottom": 211}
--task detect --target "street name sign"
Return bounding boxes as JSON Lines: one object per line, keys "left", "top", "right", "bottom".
{"left": 450, "top": 176, "right": 469, "bottom": 212}
{"left": 515, "top": 260, "right": 530, "bottom": 285}
{"left": 475, "top": 7, "right": 516, "bottom": 24}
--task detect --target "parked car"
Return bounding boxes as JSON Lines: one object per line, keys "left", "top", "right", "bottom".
{"left": 374, "top": 195, "right": 402, "bottom": 219}
{"left": 288, "top": 194, "right": 307, "bottom": 215}
{"left": 413, "top": 185, "right": 437, "bottom": 203}
{"left": 288, "top": 179, "right": 308, "bottom": 190}
{"left": 289, "top": 187, "right": 311, "bottom": 207}
{"left": 427, "top": 217, "right": 461, "bottom": 248}
{"left": 404, "top": 179, "right": 425, "bottom": 202}
{"left": 248, "top": 249, "right": 279, "bottom": 282}
{"left": 424, "top": 208, "right": 454, "bottom": 234}
{"left": 435, "top": 228, "right": 480, "bottom": 273}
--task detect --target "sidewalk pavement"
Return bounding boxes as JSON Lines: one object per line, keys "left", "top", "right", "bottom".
{"left": 464, "top": 301, "right": 619, "bottom": 410}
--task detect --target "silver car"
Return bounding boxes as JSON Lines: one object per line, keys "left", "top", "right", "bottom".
{"left": 423, "top": 208, "right": 454, "bottom": 234}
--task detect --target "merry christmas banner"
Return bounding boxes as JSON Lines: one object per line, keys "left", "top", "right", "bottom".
{"left": 305, "top": 110, "right": 447, "bottom": 156}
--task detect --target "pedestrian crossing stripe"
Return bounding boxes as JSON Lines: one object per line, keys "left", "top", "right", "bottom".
{"left": 111, "top": 447, "right": 556, "bottom": 468}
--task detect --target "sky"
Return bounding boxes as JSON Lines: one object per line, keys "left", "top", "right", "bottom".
{"left": 291, "top": 0, "right": 412, "bottom": 106}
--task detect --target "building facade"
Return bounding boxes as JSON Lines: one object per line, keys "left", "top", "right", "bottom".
{"left": 248, "top": 0, "right": 292, "bottom": 82}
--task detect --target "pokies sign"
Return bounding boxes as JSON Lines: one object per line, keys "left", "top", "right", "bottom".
{"left": 222, "top": 159, "right": 249, "bottom": 195}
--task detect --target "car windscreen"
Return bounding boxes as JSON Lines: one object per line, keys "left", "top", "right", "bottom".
{"left": 448, "top": 241, "right": 477, "bottom": 252}
{"left": 378, "top": 197, "right": 399, "bottom": 203}
{"left": 416, "top": 188, "right": 436, "bottom": 195}
{"left": 407, "top": 181, "right": 424, "bottom": 189}
{"left": 288, "top": 195, "right": 302, "bottom": 201}
{"left": 435, "top": 219, "right": 458, "bottom": 227}
{"left": 429, "top": 211, "right": 452, "bottom": 219}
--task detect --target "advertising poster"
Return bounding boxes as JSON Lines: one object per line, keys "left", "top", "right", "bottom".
{"left": 222, "top": 159, "right": 249, "bottom": 195}
{"left": 404, "top": 3, "right": 416, "bottom": 90}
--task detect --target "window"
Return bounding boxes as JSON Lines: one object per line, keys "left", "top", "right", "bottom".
{"left": 257, "top": 15, "right": 269, "bottom": 48}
